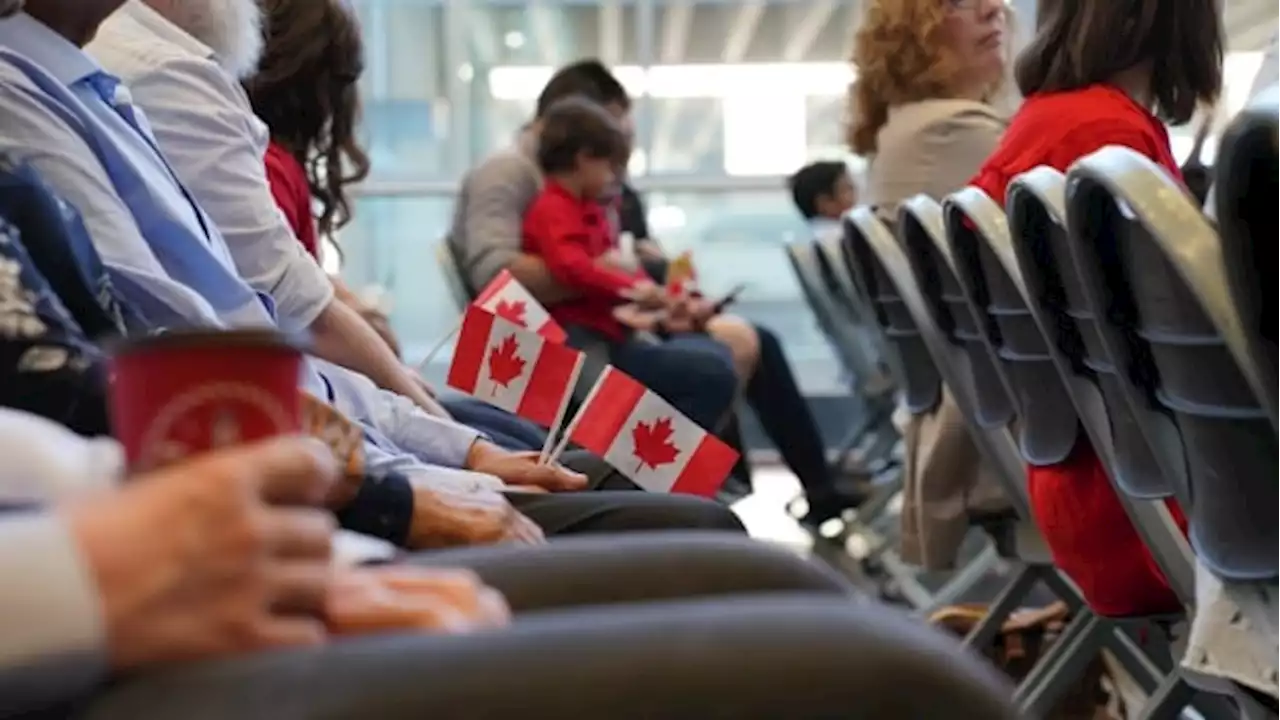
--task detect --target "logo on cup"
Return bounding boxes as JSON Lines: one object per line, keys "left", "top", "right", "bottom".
{"left": 136, "top": 382, "right": 296, "bottom": 471}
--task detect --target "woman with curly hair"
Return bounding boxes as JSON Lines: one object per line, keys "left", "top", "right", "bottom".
{"left": 847, "top": 0, "right": 1012, "bottom": 571}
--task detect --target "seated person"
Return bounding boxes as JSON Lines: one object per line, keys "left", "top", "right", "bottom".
{"left": 239, "top": 0, "right": 546, "bottom": 454}
{"left": 967, "top": 0, "right": 1222, "bottom": 616}
{"left": 788, "top": 160, "right": 858, "bottom": 241}
{"left": 86, "top": 0, "right": 553, "bottom": 455}
{"left": 0, "top": 5, "right": 743, "bottom": 543}
{"left": 621, "top": 164, "right": 873, "bottom": 522}
{"left": 450, "top": 60, "right": 738, "bottom": 435}
{"left": 0, "top": 417, "right": 1016, "bottom": 720}
{"left": 520, "top": 97, "right": 733, "bottom": 430}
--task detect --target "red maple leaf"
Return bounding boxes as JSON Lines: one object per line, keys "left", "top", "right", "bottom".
{"left": 631, "top": 417, "right": 681, "bottom": 473}
{"left": 486, "top": 334, "right": 526, "bottom": 395}
{"left": 493, "top": 299, "right": 528, "bottom": 327}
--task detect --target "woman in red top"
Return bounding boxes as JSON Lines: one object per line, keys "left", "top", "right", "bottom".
{"left": 245, "top": 0, "right": 403, "bottom": 355}
{"left": 969, "top": 0, "right": 1223, "bottom": 617}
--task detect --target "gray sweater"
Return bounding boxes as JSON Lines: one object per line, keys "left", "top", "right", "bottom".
{"left": 447, "top": 130, "right": 542, "bottom": 294}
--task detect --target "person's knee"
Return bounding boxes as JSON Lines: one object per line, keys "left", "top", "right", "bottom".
{"left": 672, "top": 496, "right": 747, "bottom": 532}
{"left": 705, "top": 315, "right": 761, "bottom": 378}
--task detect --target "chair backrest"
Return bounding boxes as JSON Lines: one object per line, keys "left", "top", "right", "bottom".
{"left": 944, "top": 188, "right": 1081, "bottom": 467}
{"left": 814, "top": 232, "right": 896, "bottom": 396}
{"left": 898, "top": 196, "right": 1015, "bottom": 431}
{"left": 436, "top": 240, "right": 474, "bottom": 311}
{"left": 1004, "top": 169, "right": 1175, "bottom": 503}
{"left": 845, "top": 210, "right": 943, "bottom": 416}
{"left": 1214, "top": 89, "right": 1279, "bottom": 428}
{"left": 785, "top": 239, "right": 887, "bottom": 395}
{"left": 849, "top": 207, "right": 1030, "bottom": 514}
{"left": 1067, "top": 147, "right": 1277, "bottom": 583}
{"left": 965, "top": 179, "right": 1197, "bottom": 600}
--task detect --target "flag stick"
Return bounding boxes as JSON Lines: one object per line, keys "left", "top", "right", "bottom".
{"left": 538, "top": 354, "right": 585, "bottom": 465}
{"left": 416, "top": 318, "right": 461, "bottom": 374}
{"left": 544, "top": 370, "right": 607, "bottom": 466}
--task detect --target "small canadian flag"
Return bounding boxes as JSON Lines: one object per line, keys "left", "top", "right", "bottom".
{"left": 474, "top": 270, "right": 568, "bottom": 344}
{"left": 566, "top": 368, "right": 738, "bottom": 497}
{"left": 447, "top": 305, "right": 582, "bottom": 428}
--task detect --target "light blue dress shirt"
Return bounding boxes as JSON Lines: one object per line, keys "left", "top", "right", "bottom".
{"left": 0, "top": 14, "right": 480, "bottom": 473}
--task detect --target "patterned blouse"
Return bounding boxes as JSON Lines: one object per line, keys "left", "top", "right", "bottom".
{"left": 0, "top": 153, "right": 142, "bottom": 437}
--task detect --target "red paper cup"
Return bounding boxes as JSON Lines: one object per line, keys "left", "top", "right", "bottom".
{"left": 108, "top": 329, "right": 305, "bottom": 472}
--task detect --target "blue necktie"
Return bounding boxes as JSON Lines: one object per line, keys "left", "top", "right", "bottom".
{"left": 84, "top": 72, "right": 214, "bottom": 243}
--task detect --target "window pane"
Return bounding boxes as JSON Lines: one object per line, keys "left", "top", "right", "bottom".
{"left": 641, "top": 188, "right": 844, "bottom": 395}
{"left": 467, "top": 0, "right": 643, "bottom": 157}
{"left": 337, "top": 196, "right": 460, "bottom": 381}
{"left": 352, "top": 0, "right": 453, "bottom": 180}
{"left": 645, "top": 1, "right": 858, "bottom": 176}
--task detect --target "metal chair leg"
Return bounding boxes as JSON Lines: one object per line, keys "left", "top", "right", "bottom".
{"left": 963, "top": 564, "right": 1044, "bottom": 650}
{"left": 1016, "top": 612, "right": 1108, "bottom": 716}
{"left": 1133, "top": 672, "right": 1195, "bottom": 720}
{"left": 920, "top": 544, "right": 1001, "bottom": 616}
{"left": 1103, "top": 624, "right": 1171, "bottom": 695}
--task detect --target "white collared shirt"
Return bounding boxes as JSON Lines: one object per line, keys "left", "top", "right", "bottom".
{"left": 87, "top": 0, "right": 334, "bottom": 333}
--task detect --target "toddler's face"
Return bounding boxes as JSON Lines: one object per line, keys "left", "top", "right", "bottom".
{"left": 579, "top": 156, "right": 617, "bottom": 199}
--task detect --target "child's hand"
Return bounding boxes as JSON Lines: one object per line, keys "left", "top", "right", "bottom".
{"left": 621, "top": 280, "right": 666, "bottom": 309}
{"left": 613, "top": 303, "right": 664, "bottom": 332}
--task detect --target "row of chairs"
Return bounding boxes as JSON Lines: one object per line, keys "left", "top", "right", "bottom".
{"left": 790, "top": 93, "right": 1276, "bottom": 718}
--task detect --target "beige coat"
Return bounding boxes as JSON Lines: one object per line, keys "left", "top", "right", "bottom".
{"left": 866, "top": 100, "right": 1011, "bottom": 570}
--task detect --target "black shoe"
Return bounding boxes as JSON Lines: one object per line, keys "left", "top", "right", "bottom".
{"left": 798, "top": 487, "right": 869, "bottom": 528}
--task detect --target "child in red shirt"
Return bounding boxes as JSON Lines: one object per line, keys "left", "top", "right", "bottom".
{"left": 968, "top": 0, "right": 1223, "bottom": 617}
{"left": 521, "top": 98, "right": 663, "bottom": 341}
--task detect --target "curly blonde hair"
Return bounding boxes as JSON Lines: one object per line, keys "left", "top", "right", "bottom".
{"left": 846, "top": 0, "right": 1006, "bottom": 155}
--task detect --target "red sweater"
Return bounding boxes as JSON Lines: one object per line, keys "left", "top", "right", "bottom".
{"left": 970, "top": 85, "right": 1187, "bottom": 618}
{"left": 264, "top": 141, "right": 320, "bottom": 260}
{"left": 522, "top": 180, "right": 645, "bottom": 340}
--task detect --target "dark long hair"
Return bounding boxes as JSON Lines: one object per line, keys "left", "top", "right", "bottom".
{"left": 245, "top": 0, "right": 370, "bottom": 239}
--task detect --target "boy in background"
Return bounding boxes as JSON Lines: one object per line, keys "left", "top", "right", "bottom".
{"left": 521, "top": 97, "right": 736, "bottom": 430}
{"left": 788, "top": 161, "right": 858, "bottom": 240}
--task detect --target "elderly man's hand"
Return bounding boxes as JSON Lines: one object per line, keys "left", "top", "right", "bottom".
{"left": 65, "top": 437, "right": 339, "bottom": 671}
{"left": 407, "top": 483, "right": 545, "bottom": 549}
{"left": 465, "top": 441, "right": 587, "bottom": 492}
{"left": 326, "top": 566, "right": 510, "bottom": 636}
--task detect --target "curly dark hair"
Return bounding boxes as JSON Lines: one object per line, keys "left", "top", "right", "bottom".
{"left": 244, "top": 0, "right": 370, "bottom": 239}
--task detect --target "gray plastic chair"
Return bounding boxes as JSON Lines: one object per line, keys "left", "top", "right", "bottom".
{"left": 898, "top": 197, "right": 1016, "bottom": 432}
{"left": 844, "top": 212, "right": 944, "bottom": 417}
{"left": 1064, "top": 146, "right": 1280, "bottom": 717}
{"left": 1067, "top": 148, "right": 1278, "bottom": 585}
{"left": 947, "top": 184, "right": 1240, "bottom": 718}
{"left": 1214, "top": 88, "right": 1278, "bottom": 430}
{"left": 850, "top": 205, "right": 1173, "bottom": 717}
{"left": 436, "top": 240, "right": 472, "bottom": 312}
{"left": 787, "top": 239, "right": 895, "bottom": 402}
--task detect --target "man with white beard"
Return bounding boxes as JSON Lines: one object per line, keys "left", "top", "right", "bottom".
{"left": 75, "top": 0, "right": 746, "bottom": 536}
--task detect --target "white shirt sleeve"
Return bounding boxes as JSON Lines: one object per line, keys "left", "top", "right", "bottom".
{"left": 0, "top": 514, "right": 106, "bottom": 717}
{"left": 0, "top": 65, "right": 226, "bottom": 328}
{"left": 0, "top": 410, "right": 124, "bottom": 504}
{"left": 122, "top": 57, "right": 335, "bottom": 333}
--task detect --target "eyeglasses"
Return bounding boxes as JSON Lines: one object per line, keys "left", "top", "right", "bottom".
{"left": 946, "top": 0, "right": 1008, "bottom": 13}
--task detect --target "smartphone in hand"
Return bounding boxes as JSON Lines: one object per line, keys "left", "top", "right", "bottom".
{"left": 711, "top": 283, "right": 747, "bottom": 313}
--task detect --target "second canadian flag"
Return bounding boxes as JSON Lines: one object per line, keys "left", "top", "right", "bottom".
{"left": 447, "top": 305, "right": 582, "bottom": 428}
{"left": 567, "top": 368, "right": 738, "bottom": 497}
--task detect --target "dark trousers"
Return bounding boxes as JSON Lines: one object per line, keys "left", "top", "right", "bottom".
{"left": 566, "top": 326, "right": 737, "bottom": 431}
{"left": 439, "top": 395, "right": 546, "bottom": 452}
{"left": 743, "top": 325, "right": 835, "bottom": 494}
